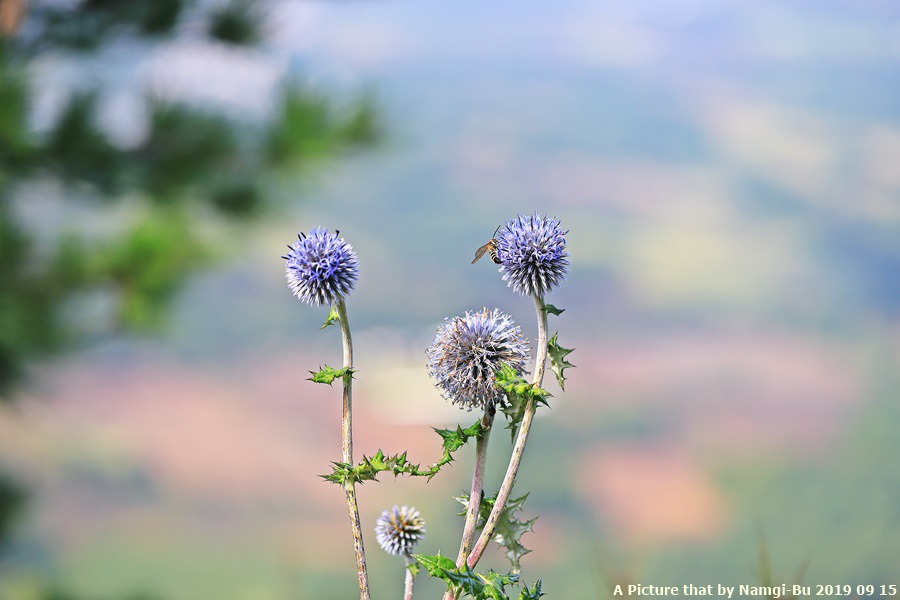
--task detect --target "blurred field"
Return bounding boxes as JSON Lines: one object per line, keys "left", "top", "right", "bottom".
{"left": 1, "top": 0, "right": 899, "bottom": 598}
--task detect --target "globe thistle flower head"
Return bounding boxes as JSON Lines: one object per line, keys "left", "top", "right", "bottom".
{"left": 496, "top": 213, "right": 569, "bottom": 297}
{"left": 427, "top": 308, "right": 529, "bottom": 411}
{"left": 283, "top": 227, "right": 359, "bottom": 307}
{"left": 375, "top": 505, "right": 426, "bottom": 557}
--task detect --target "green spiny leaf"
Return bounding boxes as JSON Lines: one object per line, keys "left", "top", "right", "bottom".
{"left": 321, "top": 420, "right": 483, "bottom": 485}
{"left": 484, "top": 571, "right": 521, "bottom": 598}
{"left": 542, "top": 303, "right": 564, "bottom": 316}
{"left": 414, "top": 552, "right": 519, "bottom": 600}
{"left": 441, "top": 565, "right": 487, "bottom": 597}
{"left": 494, "top": 363, "right": 551, "bottom": 438}
{"left": 413, "top": 552, "right": 457, "bottom": 579}
{"left": 495, "top": 364, "right": 551, "bottom": 404}
{"left": 518, "top": 580, "right": 544, "bottom": 599}
{"left": 307, "top": 364, "right": 354, "bottom": 385}
{"left": 435, "top": 420, "right": 484, "bottom": 454}
{"left": 457, "top": 491, "right": 535, "bottom": 573}
{"left": 320, "top": 305, "right": 340, "bottom": 329}
{"left": 547, "top": 332, "right": 575, "bottom": 391}
{"left": 407, "top": 560, "right": 420, "bottom": 578}
{"left": 454, "top": 567, "right": 519, "bottom": 600}
{"left": 493, "top": 494, "right": 536, "bottom": 573}
{"left": 499, "top": 392, "right": 528, "bottom": 443}
{"left": 322, "top": 460, "right": 352, "bottom": 484}
{"left": 322, "top": 449, "right": 422, "bottom": 484}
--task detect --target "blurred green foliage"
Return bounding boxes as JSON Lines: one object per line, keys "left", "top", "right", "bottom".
{"left": 0, "top": 0, "right": 381, "bottom": 400}
{"left": 267, "top": 86, "right": 381, "bottom": 166}
{"left": 0, "top": 474, "right": 25, "bottom": 543}
{"left": 208, "top": 0, "right": 264, "bottom": 47}
{"left": 0, "top": 2, "right": 379, "bottom": 596}
{"left": 27, "top": 0, "right": 183, "bottom": 51}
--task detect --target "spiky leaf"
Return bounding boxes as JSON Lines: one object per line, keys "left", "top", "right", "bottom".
{"left": 456, "top": 492, "right": 536, "bottom": 573}
{"left": 414, "top": 553, "right": 519, "bottom": 600}
{"left": 494, "top": 363, "right": 551, "bottom": 439}
{"left": 499, "top": 392, "right": 528, "bottom": 443}
{"left": 518, "top": 580, "right": 545, "bottom": 599}
{"left": 453, "top": 569, "right": 519, "bottom": 600}
{"left": 322, "top": 449, "right": 417, "bottom": 484}
{"left": 435, "top": 420, "right": 484, "bottom": 454}
{"left": 307, "top": 364, "right": 354, "bottom": 385}
{"left": 414, "top": 552, "right": 458, "bottom": 579}
{"left": 407, "top": 560, "right": 420, "bottom": 578}
{"left": 494, "top": 364, "right": 551, "bottom": 405}
{"left": 320, "top": 305, "right": 340, "bottom": 329}
{"left": 542, "top": 303, "right": 564, "bottom": 316}
{"left": 547, "top": 332, "right": 575, "bottom": 391}
{"left": 322, "top": 420, "right": 483, "bottom": 484}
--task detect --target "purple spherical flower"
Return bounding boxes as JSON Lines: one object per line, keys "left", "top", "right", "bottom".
{"left": 427, "top": 308, "right": 529, "bottom": 411}
{"left": 375, "top": 505, "right": 426, "bottom": 557}
{"left": 283, "top": 227, "right": 359, "bottom": 306}
{"left": 496, "top": 213, "right": 569, "bottom": 297}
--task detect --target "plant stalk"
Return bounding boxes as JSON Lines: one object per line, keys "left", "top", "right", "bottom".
{"left": 336, "top": 299, "right": 371, "bottom": 600}
{"left": 442, "top": 407, "right": 495, "bottom": 600}
{"left": 466, "top": 293, "right": 547, "bottom": 569}
{"left": 404, "top": 554, "right": 416, "bottom": 600}
{"left": 456, "top": 407, "right": 494, "bottom": 562}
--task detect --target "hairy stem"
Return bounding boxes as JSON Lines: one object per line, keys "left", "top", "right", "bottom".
{"left": 404, "top": 554, "right": 416, "bottom": 600}
{"left": 442, "top": 407, "right": 495, "bottom": 600}
{"left": 466, "top": 293, "right": 547, "bottom": 569}
{"left": 336, "top": 299, "right": 370, "bottom": 600}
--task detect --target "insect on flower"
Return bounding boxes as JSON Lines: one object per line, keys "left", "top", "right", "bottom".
{"left": 471, "top": 224, "right": 501, "bottom": 265}
{"left": 496, "top": 213, "right": 569, "bottom": 297}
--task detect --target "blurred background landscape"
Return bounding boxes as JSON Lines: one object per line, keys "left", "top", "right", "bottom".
{"left": 1, "top": 0, "right": 898, "bottom": 598}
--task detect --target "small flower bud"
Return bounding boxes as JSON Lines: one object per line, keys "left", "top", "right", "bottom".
{"left": 375, "top": 505, "right": 426, "bottom": 557}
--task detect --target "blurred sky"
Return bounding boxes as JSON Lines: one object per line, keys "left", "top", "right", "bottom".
{"left": 2, "top": 1, "right": 900, "bottom": 599}
{"left": 163, "top": 0, "right": 900, "bottom": 351}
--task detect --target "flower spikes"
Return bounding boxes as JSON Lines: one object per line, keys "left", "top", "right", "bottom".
{"left": 283, "top": 227, "right": 359, "bottom": 307}
{"left": 427, "top": 308, "right": 529, "bottom": 411}
{"left": 496, "top": 213, "right": 568, "bottom": 297}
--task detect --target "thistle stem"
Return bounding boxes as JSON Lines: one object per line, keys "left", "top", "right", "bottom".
{"left": 404, "top": 554, "right": 416, "bottom": 600}
{"left": 441, "top": 407, "right": 495, "bottom": 600}
{"left": 466, "top": 293, "right": 547, "bottom": 569}
{"left": 336, "top": 299, "right": 371, "bottom": 600}
{"left": 457, "top": 407, "right": 494, "bottom": 561}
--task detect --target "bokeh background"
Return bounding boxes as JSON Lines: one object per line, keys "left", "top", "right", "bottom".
{"left": 1, "top": 0, "right": 899, "bottom": 598}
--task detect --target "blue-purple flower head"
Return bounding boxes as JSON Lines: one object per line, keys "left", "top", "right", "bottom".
{"left": 375, "top": 505, "right": 426, "bottom": 557}
{"left": 283, "top": 227, "right": 359, "bottom": 307}
{"left": 496, "top": 213, "right": 569, "bottom": 297}
{"left": 427, "top": 308, "right": 529, "bottom": 411}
